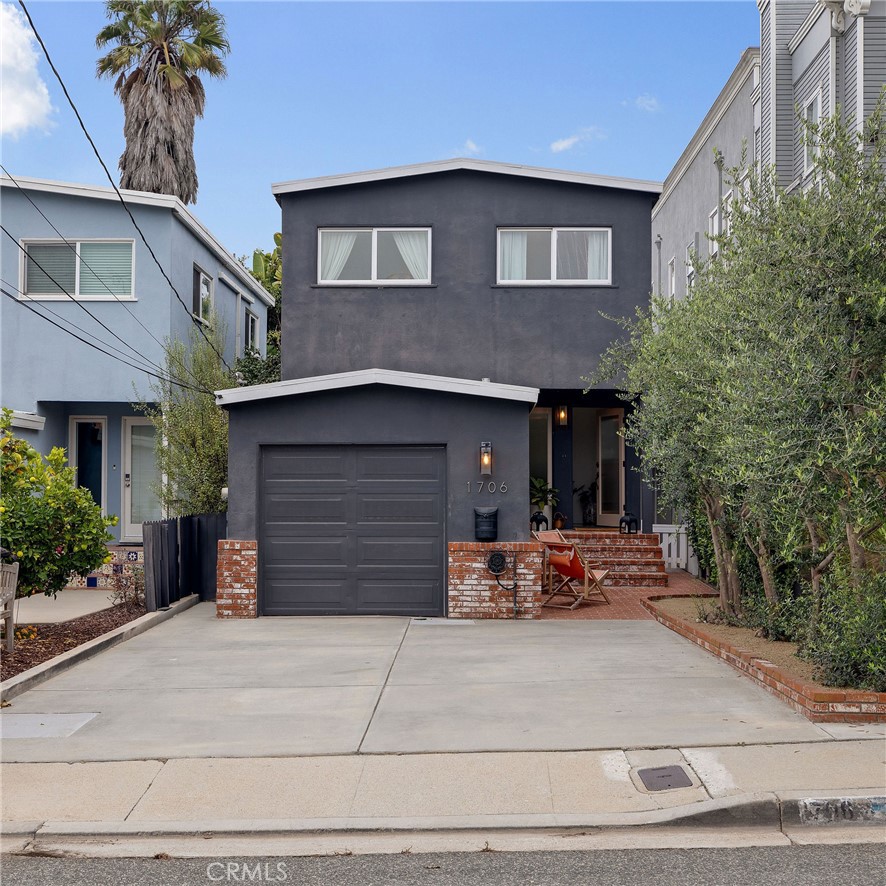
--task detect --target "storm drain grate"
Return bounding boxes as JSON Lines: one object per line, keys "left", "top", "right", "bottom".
{"left": 637, "top": 765, "right": 693, "bottom": 791}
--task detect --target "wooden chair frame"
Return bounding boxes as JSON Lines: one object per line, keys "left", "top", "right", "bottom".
{"left": 1, "top": 562, "right": 20, "bottom": 652}
{"left": 533, "top": 530, "right": 610, "bottom": 609}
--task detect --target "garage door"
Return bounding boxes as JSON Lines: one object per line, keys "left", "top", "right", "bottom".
{"left": 260, "top": 445, "right": 446, "bottom": 616}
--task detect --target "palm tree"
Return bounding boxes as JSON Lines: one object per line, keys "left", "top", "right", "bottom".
{"left": 96, "top": 1, "right": 229, "bottom": 204}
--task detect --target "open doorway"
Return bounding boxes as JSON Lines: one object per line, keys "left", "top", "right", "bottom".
{"left": 571, "top": 407, "right": 624, "bottom": 527}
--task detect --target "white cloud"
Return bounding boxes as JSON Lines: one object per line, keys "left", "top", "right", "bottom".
{"left": 549, "top": 126, "right": 606, "bottom": 154}
{"left": 634, "top": 93, "right": 661, "bottom": 113}
{"left": 0, "top": 3, "right": 54, "bottom": 138}
{"left": 460, "top": 138, "right": 482, "bottom": 156}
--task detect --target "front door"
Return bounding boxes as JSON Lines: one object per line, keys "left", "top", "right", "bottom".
{"left": 122, "top": 417, "right": 162, "bottom": 541}
{"left": 597, "top": 409, "right": 625, "bottom": 527}
{"left": 69, "top": 417, "right": 106, "bottom": 512}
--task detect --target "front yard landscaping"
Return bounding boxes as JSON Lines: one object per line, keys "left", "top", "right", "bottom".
{"left": 1, "top": 601, "right": 145, "bottom": 682}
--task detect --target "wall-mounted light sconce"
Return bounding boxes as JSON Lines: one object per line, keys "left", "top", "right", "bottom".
{"left": 556, "top": 406, "right": 569, "bottom": 428}
{"left": 480, "top": 441, "right": 493, "bottom": 476}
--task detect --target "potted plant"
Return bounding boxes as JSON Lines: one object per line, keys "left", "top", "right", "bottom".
{"left": 552, "top": 512, "right": 567, "bottom": 530}
{"left": 573, "top": 475, "right": 598, "bottom": 527}
{"left": 530, "top": 477, "right": 559, "bottom": 513}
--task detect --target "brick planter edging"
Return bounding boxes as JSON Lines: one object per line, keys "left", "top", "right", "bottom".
{"left": 642, "top": 595, "right": 886, "bottom": 724}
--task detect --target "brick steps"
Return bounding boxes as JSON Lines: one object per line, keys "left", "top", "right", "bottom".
{"left": 562, "top": 530, "right": 668, "bottom": 588}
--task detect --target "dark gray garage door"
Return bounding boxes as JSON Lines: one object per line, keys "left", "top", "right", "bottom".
{"left": 260, "top": 445, "right": 446, "bottom": 616}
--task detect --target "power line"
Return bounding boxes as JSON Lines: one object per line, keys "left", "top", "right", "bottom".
{"left": 1, "top": 164, "right": 200, "bottom": 375}
{"left": 1, "top": 224, "right": 177, "bottom": 380}
{"left": 2, "top": 289, "right": 210, "bottom": 394}
{"left": 17, "top": 0, "right": 233, "bottom": 372}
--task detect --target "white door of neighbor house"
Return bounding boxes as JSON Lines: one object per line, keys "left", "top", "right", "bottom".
{"left": 122, "top": 417, "right": 162, "bottom": 541}
{"left": 596, "top": 409, "right": 625, "bottom": 527}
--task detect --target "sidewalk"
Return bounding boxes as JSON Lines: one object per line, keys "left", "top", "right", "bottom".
{"left": 3, "top": 739, "right": 883, "bottom": 840}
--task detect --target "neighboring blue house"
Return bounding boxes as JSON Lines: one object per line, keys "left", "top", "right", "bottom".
{"left": 0, "top": 175, "right": 273, "bottom": 547}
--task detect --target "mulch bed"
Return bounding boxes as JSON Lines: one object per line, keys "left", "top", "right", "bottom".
{"left": 1, "top": 602, "right": 146, "bottom": 682}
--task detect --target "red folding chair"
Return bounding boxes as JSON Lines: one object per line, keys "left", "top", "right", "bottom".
{"left": 534, "top": 530, "right": 610, "bottom": 610}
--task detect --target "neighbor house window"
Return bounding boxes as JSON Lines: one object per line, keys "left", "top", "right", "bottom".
{"left": 708, "top": 207, "right": 720, "bottom": 256}
{"left": 244, "top": 308, "right": 259, "bottom": 351}
{"left": 318, "top": 228, "right": 431, "bottom": 284}
{"left": 803, "top": 93, "right": 821, "bottom": 173}
{"left": 23, "top": 240, "right": 133, "bottom": 299}
{"left": 722, "top": 190, "right": 733, "bottom": 237}
{"left": 667, "top": 257, "right": 676, "bottom": 301}
{"left": 192, "top": 266, "right": 212, "bottom": 322}
{"left": 497, "top": 227, "right": 611, "bottom": 285}
{"left": 685, "top": 241, "right": 695, "bottom": 290}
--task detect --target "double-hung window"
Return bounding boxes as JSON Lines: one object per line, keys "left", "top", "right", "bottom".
{"left": 23, "top": 240, "right": 134, "bottom": 299}
{"left": 318, "top": 228, "right": 431, "bottom": 284}
{"left": 497, "top": 227, "right": 611, "bottom": 285}
{"left": 244, "top": 308, "right": 259, "bottom": 351}
{"left": 192, "top": 266, "right": 212, "bottom": 322}
{"left": 803, "top": 92, "right": 821, "bottom": 174}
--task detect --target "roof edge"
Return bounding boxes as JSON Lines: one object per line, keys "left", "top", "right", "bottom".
{"left": 216, "top": 368, "right": 540, "bottom": 407}
{"left": 272, "top": 158, "right": 662, "bottom": 198}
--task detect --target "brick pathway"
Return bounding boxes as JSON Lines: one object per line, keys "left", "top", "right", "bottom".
{"left": 538, "top": 569, "right": 715, "bottom": 620}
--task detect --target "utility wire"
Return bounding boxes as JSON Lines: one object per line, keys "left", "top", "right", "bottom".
{"left": 1, "top": 224, "right": 179, "bottom": 380}
{"left": 0, "top": 164, "right": 205, "bottom": 387}
{"left": 18, "top": 0, "right": 233, "bottom": 372}
{"left": 2, "top": 289, "right": 210, "bottom": 393}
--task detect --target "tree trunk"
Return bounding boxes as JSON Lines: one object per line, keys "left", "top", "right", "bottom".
{"left": 744, "top": 530, "right": 778, "bottom": 605}
{"left": 704, "top": 495, "right": 741, "bottom": 614}
{"left": 844, "top": 520, "right": 868, "bottom": 591}
{"left": 805, "top": 519, "right": 835, "bottom": 639}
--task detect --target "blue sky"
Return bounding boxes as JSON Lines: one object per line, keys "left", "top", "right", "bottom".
{"left": 2, "top": 1, "right": 760, "bottom": 257}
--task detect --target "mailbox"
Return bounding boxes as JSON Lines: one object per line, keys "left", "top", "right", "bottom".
{"left": 474, "top": 507, "right": 499, "bottom": 542}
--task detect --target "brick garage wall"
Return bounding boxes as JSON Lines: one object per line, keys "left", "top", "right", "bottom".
{"left": 448, "top": 542, "right": 544, "bottom": 619}
{"left": 217, "top": 540, "right": 257, "bottom": 619}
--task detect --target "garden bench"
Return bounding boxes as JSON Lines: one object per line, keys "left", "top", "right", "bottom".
{"left": 1, "top": 562, "right": 19, "bottom": 651}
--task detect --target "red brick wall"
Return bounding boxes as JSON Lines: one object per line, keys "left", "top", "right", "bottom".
{"left": 216, "top": 540, "right": 258, "bottom": 619}
{"left": 448, "top": 542, "right": 544, "bottom": 619}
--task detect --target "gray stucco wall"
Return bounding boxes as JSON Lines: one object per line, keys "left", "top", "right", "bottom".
{"left": 278, "top": 170, "right": 656, "bottom": 391}
{"left": 225, "top": 385, "right": 533, "bottom": 543}
{"left": 652, "top": 65, "right": 756, "bottom": 302}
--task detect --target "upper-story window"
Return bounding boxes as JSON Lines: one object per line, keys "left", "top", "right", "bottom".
{"left": 244, "top": 307, "right": 259, "bottom": 351}
{"left": 497, "top": 227, "right": 611, "bottom": 285}
{"left": 318, "top": 228, "right": 431, "bottom": 284}
{"left": 23, "top": 240, "right": 134, "bottom": 299}
{"left": 708, "top": 207, "right": 720, "bottom": 256}
{"left": 192, "top": 265, "right": 213, "bottom": 322}
{"left": 803, "top": 93, "right": 821, "bottom": 174}
{"left": 667, "top": 257, "right": 676, "bottom": 301}
{"left": 685, "top": 241, "right": 696, "bottom": 290}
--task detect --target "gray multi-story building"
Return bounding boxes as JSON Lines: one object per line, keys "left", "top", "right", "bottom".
{"left": 654, "top": 0, "right": 885, "bottom": 303}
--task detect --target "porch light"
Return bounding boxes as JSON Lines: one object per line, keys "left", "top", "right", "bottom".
{"left": 480, "top": 442, "right": 493, "bottom": 476}
{"left": 557, "top": 406, "right": 569, "bottom": 427}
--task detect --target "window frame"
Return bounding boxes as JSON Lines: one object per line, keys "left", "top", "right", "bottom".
{"left": 803, "top": 89, "right": 822, "bottom": 175}
{"left": 496, "top": 226, "right": 612, "bottom": 286}
{"left": 244, "top": 308, "right": 259, "bottom": 352}
{"left": 708, "top": 207, "right": 720, "bottom": 256}
{"left": 667, "top": 257, "right": 676, "bottom": 301}
{"left": 20, "top": 238, "right": 136, "bottom": 301}
{"left": 192, "top": 265, "right": 213, "bottom": 324}
{"left": 317, "top": 227, "right": 432, "bottom": 286}
{"left": 685, "top": 241, "right": 695, "bottom": 290}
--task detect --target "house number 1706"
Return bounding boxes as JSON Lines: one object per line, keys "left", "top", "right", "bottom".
{"left": 467, "top": 482, "right": 508, "bottom": 493}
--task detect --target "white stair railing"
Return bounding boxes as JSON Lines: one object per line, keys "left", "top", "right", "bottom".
{"left": 652, "top": 524, "right": 699, "bottom": 576}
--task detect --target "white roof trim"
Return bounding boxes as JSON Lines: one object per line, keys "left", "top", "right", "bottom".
{"left": 10, "top": 411, "right": 46, "bottom": 431}
{"left": 788, "top": 3, "right": 826, "bottom": 55}
{"left": 216, "top": 368, "right": 540, "bottom": 407}
{"left": 0, "top": 175, "right": 275, "bottom": 308}
{"left": 653, "top": 47, "right": 760, "bottom": 219}
{"left": 273, "top": 158, "right": 662, "bottom": 197}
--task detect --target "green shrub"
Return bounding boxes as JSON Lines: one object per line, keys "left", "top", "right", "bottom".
{"left": 0, "top": 409, "right": 116, "bottom": 597}
{"left": 805, "top": 570, "right": 886, "bottom": 692}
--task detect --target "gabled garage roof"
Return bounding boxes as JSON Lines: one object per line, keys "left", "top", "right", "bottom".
{"left": 272, "top": 158, "right": 662, "bottom": 197}
{"left": 217, "top": 368, "right": 539, "bottom": 406}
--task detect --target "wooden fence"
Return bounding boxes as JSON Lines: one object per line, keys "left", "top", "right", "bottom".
{"left": 143, "top": 513, "right": 227, "bottom": 612}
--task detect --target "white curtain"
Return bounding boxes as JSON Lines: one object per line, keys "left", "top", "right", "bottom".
{"left": 556, "top": 231, "right": 587, "bottom": 280}
{"left": 321, "top": 231, "right": 357, "bottom": 280}
{"left": 392, "top": 231, "right": 429, "bottom": 280}
{"left": 500, "top": 231, "right": 527, "bottom": 280}
{"left": 587, "top": 231, "right": 609, "bottom": 281}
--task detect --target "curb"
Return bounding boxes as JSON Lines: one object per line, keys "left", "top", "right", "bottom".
{"left": 4, "top": 793, "right": 884, "bottom": 843}
{"left": 0, "top": 595, "right": 201, "bottom": 702}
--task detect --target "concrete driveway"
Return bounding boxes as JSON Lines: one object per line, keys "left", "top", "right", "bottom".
{"left": 0, "top": 603, "right": 832, "bottom": 762}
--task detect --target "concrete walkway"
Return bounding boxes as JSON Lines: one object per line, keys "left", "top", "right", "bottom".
{"left": 1, "top": 602, "right": 883, "bottom": 853}
{"left": 0, "top": 602, "right": 844, "bottom": 762}
{"left": 12, "top": 590, "right": 115, "bottom": 625}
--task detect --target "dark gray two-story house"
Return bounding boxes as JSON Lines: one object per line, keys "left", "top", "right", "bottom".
{"left": 218, "top": 159, "right": 661, "bottom": 618}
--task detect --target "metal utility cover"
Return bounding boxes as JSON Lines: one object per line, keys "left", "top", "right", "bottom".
{"left": 637, "top": 765, "right": 693, "bottom": 791}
